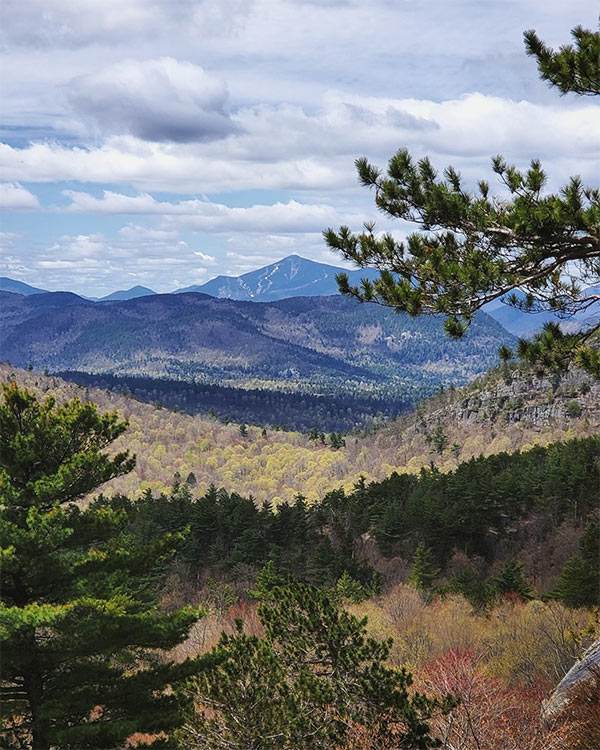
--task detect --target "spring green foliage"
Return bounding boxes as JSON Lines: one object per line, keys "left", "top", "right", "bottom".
{"left": 325, "top": 24, "right": 600, "bottom": 376}
{"left": 334, "top": 570, "right": 371, "bottom": 604}
{"left": 179, "top": 583, "right": 454, "bottom": 749}
{"left": 0, "top": 384, "right": 199, "bottom": 750}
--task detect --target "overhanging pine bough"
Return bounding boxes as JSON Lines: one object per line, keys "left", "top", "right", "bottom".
{"left": 324, "top": 23, "right": 600, "bottom": 376}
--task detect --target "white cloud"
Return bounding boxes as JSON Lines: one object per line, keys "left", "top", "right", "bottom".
{"left": 10, "top": 226, "right": 219, "bottom": 294}
{"left": 62, "top": 190, "right": 361, "bottom": 232}
{"left": 0, "top": 182, "right": 40, "bottom": 211}
{"left": 67, "top": 58, "right": 238, "bottom": 142}
{"left": 193, "top": 251, "right": 218, "bottom": 265}
{"left": 2, "top": 0, "right": 598, "bottom": 296}
{"left": 3, "top": 92, "right": 598, "bottom": 194}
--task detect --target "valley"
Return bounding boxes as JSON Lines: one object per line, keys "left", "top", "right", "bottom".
{"left": 0, "top": 288, "right": 514, "bottom": 410}
{"left": 3, "top": 362, "right": 598, "bottom": 505}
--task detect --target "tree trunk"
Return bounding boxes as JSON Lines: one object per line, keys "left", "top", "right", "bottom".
{"left": 25, "top": 667, "right": 49, "bottom": 750}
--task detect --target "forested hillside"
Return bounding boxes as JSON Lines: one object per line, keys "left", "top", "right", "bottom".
{"left": 56, "top": 370, "right": 410, "bottom": 432}
{"left": 0, "top": 290, "right": 514, "bottom": 405}
{"left": 2, "top": 369, "right": 598, "bottom": 750}
{"left": 2, "top": 363, "right": 597, "bottom": 505}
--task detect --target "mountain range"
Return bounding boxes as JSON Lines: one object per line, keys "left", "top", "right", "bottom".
{"left": 3, "top": 255, "right": 597, "bottom": 337}
{"left": 0, "top": 289, "right": 515, "bottom": 402}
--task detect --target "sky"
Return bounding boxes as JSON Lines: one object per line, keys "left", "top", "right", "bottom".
{"left": 0, "top": 0, "right": 598, "bottom": 297}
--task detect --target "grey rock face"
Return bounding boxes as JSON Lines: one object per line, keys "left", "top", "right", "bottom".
{"left": 543, "top": 637, "right": 600, "bottom": 722}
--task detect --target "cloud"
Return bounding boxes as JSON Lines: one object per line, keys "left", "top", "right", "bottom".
{"left": 66, "top": 58, "right": 238, "bottom": 142}
{"left": 7, "top": 226, "right": 219, "bottom": 294}
{"left": 62, "top": 190, "right": 360, "bottom": 232}
{"left": 0, "top": 0, "right": 251, "bottom": 48}
{"left": 0, "top": 182, "right": 40, "bottom": 211}
{"left": 0, "top": 231, "right": 19, "bottom": 248}
{"left": 3, "top": 91, "right": 598, "bottom": 194}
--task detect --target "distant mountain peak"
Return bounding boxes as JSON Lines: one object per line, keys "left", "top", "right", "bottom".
{"left": 0, "top": 277, "right": 48, "bottom": 296}
{"left": 173, "top": 254, "right": 379, "bottom": 301}
{"left": 99, "top": 286, "right": 156, "bottom": 302}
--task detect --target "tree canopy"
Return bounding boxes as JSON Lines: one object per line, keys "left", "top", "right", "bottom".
{"left": 0, "top": 383, "right": 199, "bottom": 749}
{"left": 178, "top": 582, "right": 453, "bottom": 749}
{"left": 325, "top": 23, "right": 600, "bottom": 376}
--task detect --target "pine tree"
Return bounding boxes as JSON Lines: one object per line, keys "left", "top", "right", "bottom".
{"left": 0, "top": 384, "right": 199, "bottom": 749}
{"left": 494, "top": 558, "right": 534, "bottom": 600}
{"left": 334, "top": 570, "right": 369, "bottom": 603}
{"left": 324, "top": 23, "right": 600, "bottom": 376}
{"left": 524, "top": 24, "right": 600, "bottom": 95}
{"left": 554, "top": 521, "right": 600, "bottom": 607}
{"left": 408, "top": 542, "right": 440, "bottom": 592}
{"left": 247, "top": 559, "right": 287, "bottom": 600}
{"left": 179, "top": 583, "right": 454, "bottom": 749}
{"left": 427, "top": 421, "right": 449, "bottom": 454}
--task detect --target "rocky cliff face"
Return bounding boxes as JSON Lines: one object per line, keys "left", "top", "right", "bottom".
{"left": 418, "top": 366, "right": 600, "bottom": 433}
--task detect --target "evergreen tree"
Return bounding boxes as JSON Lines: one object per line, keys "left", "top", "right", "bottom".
{"left": 334, "top": 570, "right": 369, "bottom": 604}
{"left": 524, "top": 23, "right": 600, "bottom": 95}
{"left": 179, "top": 583, "right": 453, "bottom": 749}
{"left": 494, "top": 558, "right": 534, "bottom": 600}
{"left": 408, "top": 543, "right": 440, "bottom": 592}
{"left": 439, "top": 565, "right": 494, "bottom": 609}
{"left": 248, "top": 559, "right": 287, "bottom": 600}
{"left": 324, "top": 23, "right": 600, "bottom": 376}
{"left": 0, "top": 384, "right": 199, "bottom": 749}
{"left": 554, "top": 521, "right": 600, "bottom": 607}
{"left": 427, "top": 421, "right": 449, "bottom": 454}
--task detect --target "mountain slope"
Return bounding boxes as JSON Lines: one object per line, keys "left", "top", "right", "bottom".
{"left": 0, "top": 290, "right": 515, "bottom": 402}
{"left": 174, "top": 254, "right": 381, "bottom": 300}
{"left": 0, "top": 292, "right": 514, "bottom": 402}
{"left": 1, "top": 364, "right": 597, "bottom": 506}
{"left": 0, "top": 277, "right": 48, "bottom": 295}
{"left": 99, "top": 285, "right": 156, "bottom": 301}
{"left": 484, "top": 286, "right": 600, "bottom": 336}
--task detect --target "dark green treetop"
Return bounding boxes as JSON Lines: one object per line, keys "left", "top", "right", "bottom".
{"left": 0, "top": 383, "right": 200, "bottom": 750}
{"left": 408, "top": 542, "right": 440, "bottom": 593}
{"left": 553, "top": 520, "right": 600, "bottom": 608}
{"left": 179, "top": 582, "right": 454, "bottom": 749}
{"left": 325, "top": 23, "right": 600, "bottom": 376}
{"left": 494, "top": 558, "right": 535, "bottom": 600}
{"left": 524, "top": 23, "right": 600, "bottom": 96}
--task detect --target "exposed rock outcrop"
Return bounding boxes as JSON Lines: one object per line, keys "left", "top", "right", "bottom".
{"left": 543, "top": 636, "right": 600, "bottom": 723}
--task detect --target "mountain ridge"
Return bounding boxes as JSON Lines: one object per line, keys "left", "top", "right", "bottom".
{"left": 4, "top": 256, "right": 598, "bottom": 338}
{"left": 0, "top": 289, "right": 515, "bottom": 404}
{"left": 99, "top": 285, "right": 157, "bottom": 301}
{"left": 0, "top": 277, "right": 48, "bottom": 295}
{"left": 173, "top": 254, "right": 382, "bottom": 300}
